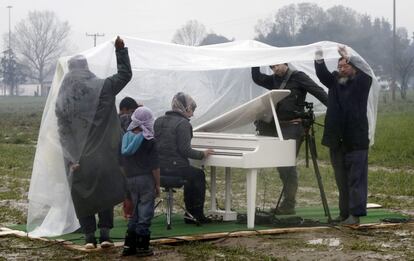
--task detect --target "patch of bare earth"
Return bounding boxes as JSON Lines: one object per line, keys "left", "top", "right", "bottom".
{"left": 210, "top": 224, "right": 414, "bottom": 260}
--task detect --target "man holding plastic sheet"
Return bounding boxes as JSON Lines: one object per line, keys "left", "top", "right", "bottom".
{"left": 154, "top": 92, "right": 214, "bottom": 224}
{"left": 314, "top": 46, "right": 372, "bottom": 225}
{"left": 251, "top": 64, "right": 328, "bottom": 215}
{"left": 55, "top": 36, "right": 132, "bottom": 248}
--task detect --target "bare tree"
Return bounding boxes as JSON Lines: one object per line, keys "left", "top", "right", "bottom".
{"left": 0, "top": 49, "right": 27, "bottom": 95}
{"left": 172, "top": 20, "right": 207, "bottom": 46}
{"left": 200, "top": 32, "right": 233, "bottom": 46}
{"left": 13, "top": 10, "right": 70, "bottom": 96}
{"left": 395, "top": 28, "right": 414, "bottom": 99}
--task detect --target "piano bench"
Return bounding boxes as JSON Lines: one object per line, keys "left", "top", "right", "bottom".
{"left": 158, "top": 175, "right": 199, "bottom": 229}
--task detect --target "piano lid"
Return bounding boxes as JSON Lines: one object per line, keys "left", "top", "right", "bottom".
{"left": 194, "top": 89, "right": 290, "bottom": 132}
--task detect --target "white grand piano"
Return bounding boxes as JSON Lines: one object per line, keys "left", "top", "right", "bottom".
{"left": 191, "top": 90, "right": 296, "bottom": 229}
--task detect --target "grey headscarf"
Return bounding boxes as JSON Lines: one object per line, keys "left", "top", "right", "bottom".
{"left": 171, "top": 92, "right": 197, "bottom": 118}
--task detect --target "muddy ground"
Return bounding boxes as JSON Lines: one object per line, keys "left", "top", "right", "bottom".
{"left": 1, "top": 223, "right": 413, "bottom": 260}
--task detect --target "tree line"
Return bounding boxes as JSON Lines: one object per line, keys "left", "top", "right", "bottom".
{"left": 1, "top": 3, "right": 413, "bottom": 100}
{"left": 173, "top": 3, "right": 414, "bottom": 100}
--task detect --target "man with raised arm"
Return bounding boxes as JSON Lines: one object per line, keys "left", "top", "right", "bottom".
{"left": 314, "top": 46, "right": 372, "bottom": 225}
{"left": 55, "top": 36, "right": 132, "bottom": 248}
{"left": 251, "top": 63, "right": 328, "bottom": 215}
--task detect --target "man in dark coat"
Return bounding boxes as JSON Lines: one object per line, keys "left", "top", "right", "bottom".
{"left": 55, "top": 36, "right": 132, "bottom": 248}
{"left": 314, "top": 46, "right": 372, "bottom": 225}
{"left": 251, "top": 63, "right": 328, "bottom": 215}
{"left": 154, "top": 92, "right": 214, "bottom": 223}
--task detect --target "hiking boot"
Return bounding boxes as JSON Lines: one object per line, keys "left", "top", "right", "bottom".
{"left": 122, "top": 230, "right": 137, "bottom": 256}
{"left": 340, "top": 215, "right": 360, "bottom": 225}
{"left": 136, "top": 248, "right": 154, "bottom": 257}
{"left": 136, "top": 234, "right": 154, "bottom": 257}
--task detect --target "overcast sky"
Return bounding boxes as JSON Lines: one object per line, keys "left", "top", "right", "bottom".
{"left": 0, "top": 0, "right": 413, "bottom": 53}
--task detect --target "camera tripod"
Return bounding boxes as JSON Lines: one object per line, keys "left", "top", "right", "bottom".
{"left": 275, "top": 103, "right": 332, "bottom": 223}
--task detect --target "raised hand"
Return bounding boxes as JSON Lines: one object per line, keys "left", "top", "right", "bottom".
{"left": 338, "top": 45, "right": 350, "bottom": 61}
{"left": 315, "top": 46, "right": 324, "bottom": 60}
{"left": 115, "top": 36, "right": 125, "bottom": 50}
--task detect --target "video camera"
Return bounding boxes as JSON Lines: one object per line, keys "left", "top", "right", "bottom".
{"left": 294, "top": 102, "right": 315, "bottom": 128}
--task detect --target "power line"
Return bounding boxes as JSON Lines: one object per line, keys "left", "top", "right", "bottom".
{"left": 86, "top": 32, "right": 105, "bottom": 47}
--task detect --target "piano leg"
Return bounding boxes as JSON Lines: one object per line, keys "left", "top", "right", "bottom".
{"left": 210, "top": 166, "right": 217, "bottom": 212}
{"left": 207, "top": 166, "right": 237, "bottom": 221}
{"left": 246, "top": 168, "right": 258, "bottom": 229}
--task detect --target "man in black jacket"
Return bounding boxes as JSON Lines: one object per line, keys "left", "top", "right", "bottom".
{"left": 251, "top": 63, "right": 328, "bottom": 215}
{"left": 314, "top": 46, "right": 372, "bottom": 225}
{"left": 154, "top": 92, "right": 214, "bottom": 223}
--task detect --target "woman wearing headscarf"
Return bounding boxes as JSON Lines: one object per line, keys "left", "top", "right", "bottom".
{"left": 121, "top": 106, "right": 160, "bottom": 257}
{"left": 154, "top": 92, "right": 214, "bottom": 224}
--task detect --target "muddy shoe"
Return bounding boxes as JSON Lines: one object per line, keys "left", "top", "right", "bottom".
{"left": 340, "top": 215, "right": 360, "bottom": 225}
{"left": 84, "top": 242, "right": 97, "bottom": 249}
{"left": 100, "top": 240, "right": 114, "bottom": 248}
{"left": 136, "top": 248, "right": 154, "bottom": 257}
{"left": 84, "top": 233, "right": 97, "bottom": 249}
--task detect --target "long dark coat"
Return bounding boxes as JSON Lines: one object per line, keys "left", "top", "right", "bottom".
{"left": 57, "top": 48, "right": 132, "bottom": 218}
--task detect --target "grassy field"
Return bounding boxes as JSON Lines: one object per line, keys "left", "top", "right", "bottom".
{"left": 0, "top": 92, "right": 413, "bottom": 260}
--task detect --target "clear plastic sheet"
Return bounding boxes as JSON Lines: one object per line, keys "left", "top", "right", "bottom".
{"left": 27, "top": 37, "right": 379, "bottom": 237}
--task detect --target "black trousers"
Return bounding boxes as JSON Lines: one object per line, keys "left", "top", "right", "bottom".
{"left": 161, "top": 166, "right": 206, "bottom": 217}
{"left": 78, "top": 208, "right": 114, "bottom": 234}
{"left": 329, "top": 146, "right": 368, "bottom": 218}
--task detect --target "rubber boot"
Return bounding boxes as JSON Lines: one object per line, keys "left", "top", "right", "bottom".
{"left": 136, "top": 234, "right": 154, "bottom": 257}
{"left": 121, "top": 230, "right": 137, "bottom": 256}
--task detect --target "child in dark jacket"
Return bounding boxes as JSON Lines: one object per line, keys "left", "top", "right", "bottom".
{"left": 118, "top": 96, "right": 140, "bottom": 219}
{"left": 121, "top": 106, "right": 160, "bottom": 257}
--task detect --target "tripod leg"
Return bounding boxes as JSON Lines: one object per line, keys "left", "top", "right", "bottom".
{"left": 308, "top": 131, "right": 332, "bottom": 223}
{"left": 275, "top": 186, "right": 284, "bottom": 211}
{"left": 305, "top": 132, "right": 309, "bottom": 167}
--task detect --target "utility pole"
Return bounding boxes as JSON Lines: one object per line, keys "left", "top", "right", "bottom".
{"left": 392, "top": 0, "right": 396, "bottom": 101}
{"left": 86, "top": 33, "right": 105, "bottom": 47}
{"left": 6, "top": 5, "right": 13, "bottom": 96}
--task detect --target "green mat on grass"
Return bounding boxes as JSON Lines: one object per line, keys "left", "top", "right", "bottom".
{"left": 10, "top": 207, "right": 408, "bottom": 245}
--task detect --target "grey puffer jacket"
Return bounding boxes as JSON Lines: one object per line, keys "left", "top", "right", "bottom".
{"left": 154, "top": 111, "right": 204, "bottom": 170}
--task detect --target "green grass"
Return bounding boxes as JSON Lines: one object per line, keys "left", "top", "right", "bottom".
{"left": 0, "top": 96, "right": 45, "bottom": 145}
{"left": 0, "top": 94, "right": 413, "bottom": 226}
{"left": 0, "top": 94, "right": 414, "bottom": 260}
